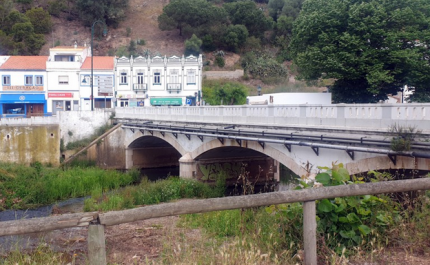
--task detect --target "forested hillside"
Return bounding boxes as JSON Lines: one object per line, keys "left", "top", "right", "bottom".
{"left": 1, "top": 0, "right": 429, "bottom": 102}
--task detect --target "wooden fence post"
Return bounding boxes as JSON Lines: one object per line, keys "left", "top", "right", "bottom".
{"left": 88, "top": 224, "right": 107, "bottom": 265}
{"left": 303, "top": 201, "right": 317, "bottom": 265}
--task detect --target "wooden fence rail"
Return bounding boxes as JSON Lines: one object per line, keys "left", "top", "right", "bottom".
{"left": 1, "top": 178, "right": 430, "bottom": 265}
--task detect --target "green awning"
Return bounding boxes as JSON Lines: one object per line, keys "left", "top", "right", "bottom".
{"left": 150, "top": 98, "right": 182, "bottom": 106}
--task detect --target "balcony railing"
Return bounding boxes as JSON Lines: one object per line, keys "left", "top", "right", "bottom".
{"left": 167, "top": 83, "right": 181, "bottom": 93}
{"left": 133, "top": 83, "right": 147, "bottom": 92}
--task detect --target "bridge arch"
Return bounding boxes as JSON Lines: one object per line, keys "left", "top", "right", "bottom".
{"left": 125, "top": 131, "right": 187, "bottom": 176}
{"left": 188, "top": 138, "right": 309, "bottom": 178}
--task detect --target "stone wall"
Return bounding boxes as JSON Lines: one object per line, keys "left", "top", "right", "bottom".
{"left": 0, "top": 125, "right": 60, "bottom": 165}
{"left": 0, "top": 109, "right": 113, "bottom": 165}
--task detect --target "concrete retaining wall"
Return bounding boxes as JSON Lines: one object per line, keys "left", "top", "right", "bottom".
{"left": 0, "top": 125, "right": 60, "bottom": 165}
{"left": 0, "top": 109, "right": 113, "bottom": 165}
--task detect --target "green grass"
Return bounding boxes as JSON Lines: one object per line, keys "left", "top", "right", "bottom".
{"left": 84, "top": 176, "right": 225, "bottom": 212}
{"left": 0, "top": 162, "right": 139, "bottom": 210}
{"left": 0, "top": 245, "right": 77, "bottom": 265}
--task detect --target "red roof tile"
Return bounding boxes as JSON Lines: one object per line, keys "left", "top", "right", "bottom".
{"left": 0, "top": 56, "right": 48, "bottom": 70}
{"left": 81, "top": 57, "right": 114, "bottom": 70}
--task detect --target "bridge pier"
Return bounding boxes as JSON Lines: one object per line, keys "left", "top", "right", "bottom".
{"left": 179, "top": 153, "right": 197, "bottom": 179}
{"left": 125, "top": 148, "right": 134, "bottom": 170}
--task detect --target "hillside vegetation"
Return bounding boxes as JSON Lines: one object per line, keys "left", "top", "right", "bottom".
{"left": 1, "top": 0, "right": 428, "bottom": 102}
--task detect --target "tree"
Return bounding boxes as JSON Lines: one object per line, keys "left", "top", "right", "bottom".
{"left": 0, "top": 0, "right": 13, "bottom": 23}
{"left": 223, "top": 1, "right": 273, "bottom": 38}
{"left": 158, "top": 0, "right": 227, "bottom": 37}
{"left": 26, "top": 8, "right": 52, "bottom": 34}
{"left": 75, "top": 0, "right": 129, "bottom": 28}
{"left": 223, "top": 24, "right": 248, "bottom": 52}
{"left": 202, "top": 81, "right": 248, "bottom": 105}
{"left": 184, "top": 34, "right": 202, "bottom": 56}
{"left": 281, "top": 0, "right": 304, "bottom": 19}
{"left": 290, "top": 0, "right": 430, "bottom": 103}
{"left": 268, "top": 0, "right": 285, "bottom": 20}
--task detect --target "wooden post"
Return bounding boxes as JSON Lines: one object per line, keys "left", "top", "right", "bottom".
{"left": 303, "top": 201, "right": 317, "bottom": 265}
{"left": 88, "top": 224, "right": 107, "bottom": 265}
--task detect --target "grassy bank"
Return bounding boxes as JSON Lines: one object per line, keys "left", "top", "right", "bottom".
{"left": 0, "top": 162, "right": 139, "bottom": 210}
{"left": 84, "top": 176, "right": 226, "bottom": 211}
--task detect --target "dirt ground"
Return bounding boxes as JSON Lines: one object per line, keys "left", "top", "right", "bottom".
{"left": 41, "top": 0, "right": 186, "bottom": 57}
{"left": 2, "top": 208, "right": 429, "bottom": 265}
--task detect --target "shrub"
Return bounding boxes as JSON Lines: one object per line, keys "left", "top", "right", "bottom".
{"left": 389, "top": 123, "right": 421, "bottom": 151}
{"left": 215, "top": 56, "right": 225, "bottom": 68}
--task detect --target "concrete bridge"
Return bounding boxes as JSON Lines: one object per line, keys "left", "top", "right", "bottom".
{"left": 93, "top": 103, "right": 430, "bottom": 183}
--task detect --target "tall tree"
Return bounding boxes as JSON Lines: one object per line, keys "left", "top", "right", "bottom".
{"left": 223, "top": 0, "right": 273, "bottom": 38}
{"left": 158, "top": 0, "right": 227, "bottom": 37}
{"left": 76, "top": 0, "right": 128, "bottom": 28}
{"left": 290, "top": 0, "right": 430, "bottom": 103}
{"left": 223, "top": 24, "right": 248, "bottom": 52}
{"left": 26, "top": 7, "right": 52, "bottom": 34}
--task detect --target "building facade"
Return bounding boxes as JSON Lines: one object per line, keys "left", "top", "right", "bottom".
{"left": 0, "top": 56, "right": 48, "bottom": 118}
{"left": 114, "top": 54, "right": 203, "bottom": 107}
{"left": 0, "top": 45, "right": 203, "bottom": 115}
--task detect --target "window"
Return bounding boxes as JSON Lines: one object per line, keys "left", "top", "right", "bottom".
{"left": 137, "top": 72, "right": 144, "bottom": 84}
{"left": 35, "top": 76, "right": 43, "bottom": 86}
{"left": 154, "top": 71, "right": 161, "bottom": 84}
{"left": 54, "top": 55, "right": 75, "bottom": 62}
{"left": 58, "top": 75, "right": 69, "bottom": 85}
{"left": 2, "top": 75, "right": 10, "bottom": 86}
{"left": 120, "top": 72, "right": 127, "bottom": 84}
{"left": 187, "top": 69, "right": 196, "bottom": 84}
{"left": 25, "top": 75, "right": 33, "bottom": 86}
{"left": 170, "top": 69, "right": 179, "bottom": 83}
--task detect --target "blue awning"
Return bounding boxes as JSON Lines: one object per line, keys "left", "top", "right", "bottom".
{"left": 0, "top": 93, "right": 46, "bottom": 104}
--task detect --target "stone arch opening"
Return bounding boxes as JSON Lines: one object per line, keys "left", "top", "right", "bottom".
{"left": 127, "top": 135, "right": 182, "bottom": 180}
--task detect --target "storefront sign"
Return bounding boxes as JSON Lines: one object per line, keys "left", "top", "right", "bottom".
{"left": 48, "top": 93, "right": 73, "bottom": 98}
{"left": 3, "top": 86, "right": 43, "bottom": 91}
{"left": 150, "top": 98, "right": 182, "bottom": 106}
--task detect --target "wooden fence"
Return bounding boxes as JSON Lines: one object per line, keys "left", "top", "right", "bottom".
{"left": 1, "top": 178, "right": 430, "bottom": 265}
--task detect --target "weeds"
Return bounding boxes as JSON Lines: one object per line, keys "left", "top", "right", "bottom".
{"left": 0, "top": 244, "right": 74, "bottom": 265}
{"left": 83, "top": 176, "right": 225, "bottom": 212}
{"left": 65, "top": 123, "right": 112, "bottom": 151}
{"left": 0, "top": 162, "right": 136, "bottom": 210}
{"left": 389, "top": 123, "right": 422, "bottom": 151}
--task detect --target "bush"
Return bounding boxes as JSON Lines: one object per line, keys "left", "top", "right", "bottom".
{"left": 241, "top": 51, "right": 288, "bottom": 84}
{"left": 215, "top": 56, "right": 225, "bottom": 68}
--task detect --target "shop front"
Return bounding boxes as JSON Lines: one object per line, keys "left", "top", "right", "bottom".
{"left": 150, "top": 98, "right": 182, "bottom": 106}
{"left": 49, "top": 93, "right": 78, "bottom": 114}
{"left": 0, "top": 93, "right": 47, "bottom": 118}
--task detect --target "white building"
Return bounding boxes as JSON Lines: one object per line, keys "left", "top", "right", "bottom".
{"left": 247, "top": 92, "right": 332, "bottom": 105}
{"left": 80, "top": 56, "right": 115, "bottom": 110}
{"left": 0, "top": 56, "right": 48, "bottom": 117}
{"left": 0, "top": 44, "right": 203, "bottom": 115}
{"left": 114, "top": 54, "right": 203, "bottom": 107}
{"left": 46, "top": 44, "right": 89, "bottom": 114}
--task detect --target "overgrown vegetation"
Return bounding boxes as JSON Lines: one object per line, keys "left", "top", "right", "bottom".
{"left": 389, "top": 123, "right": 422, "bottom": 151}
{"left": 0, "top": 244, "right": 75, "bottom": 265}
{"left": 202, "top": 79, "right": 248, "bottom": 105}
{"left": 241, "top": 51, "right": 288, "bottom": 84}
{"left": 84, "top": 176, "right": 225, "bottom": 212}
{"left": 64, "top": 123, "right": 112, "bottom": 151}
{"left": 176, "top": 164, "right": 430, "bottom": 264}
{"left": 0, "top": 162, "right": 138, "bottom": 210}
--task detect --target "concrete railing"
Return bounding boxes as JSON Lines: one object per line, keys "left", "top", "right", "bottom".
{"left": 1, "top": 178, "right": 429, "bottom": 265}
{"left": 114, "top": 104, "right": 430, "bottom": 132}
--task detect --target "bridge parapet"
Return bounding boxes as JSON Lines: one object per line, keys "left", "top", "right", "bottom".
{"left": 115, "top": 103, "right": 430, "bottom": 132}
